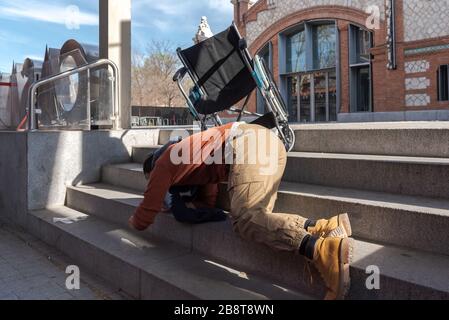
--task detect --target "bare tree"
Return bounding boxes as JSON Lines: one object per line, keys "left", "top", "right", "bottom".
{"left": 131, "top": 40, "right": 188, "bottom": 107}
{"left": 131, "top": 51, "right": 147, "bottom": 107}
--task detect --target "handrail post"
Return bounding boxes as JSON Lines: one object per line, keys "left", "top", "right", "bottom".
{"left": 87, "top": 68, "right": 91, "bottom": 130}
{"left": 111, "top": 60, "right": 120, "bottom": 129}
{"left": 29, "top": 86, "right": 37, "bottom": 131}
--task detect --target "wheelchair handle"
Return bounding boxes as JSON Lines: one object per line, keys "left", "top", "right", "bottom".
{"left": 173, "top": 67, "right": 188, "bottom": 82}
{"left": 238, "top": 38, "right": 248, "bottom": 51}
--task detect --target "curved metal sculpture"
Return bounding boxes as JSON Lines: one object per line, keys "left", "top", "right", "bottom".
{"left": 9, "top": 59, "right": 42, "bottom": 129}
{"left": 34, "top": 40, "right": 114, "bottom": 130}
{"left": 13, "top": 39, "right": 116, "bottom": 131}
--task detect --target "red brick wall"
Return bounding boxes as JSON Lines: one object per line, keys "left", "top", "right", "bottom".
{"left": 371, "top": 0, "right": 404, "bottom": 112}
{"left": 234, "top": 0, "right": 449, "bottom": 116}
{"left": 402, "top": 39, "right": 449, "bottom": 110}
{"left": 240, "top": 5, "right": 381, "bottom": 114}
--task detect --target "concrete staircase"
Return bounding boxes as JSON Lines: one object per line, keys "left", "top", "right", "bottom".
{"left": 27, "top": 122, "right": 449, "bottom": 299}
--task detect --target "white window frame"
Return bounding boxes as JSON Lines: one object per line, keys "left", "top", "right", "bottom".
{"left": 349, "top": 24, "right": 373, "bottom": 113}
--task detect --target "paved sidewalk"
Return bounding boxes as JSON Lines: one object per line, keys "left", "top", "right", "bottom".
{"left": 0, "top": 222, "right": 130, "bottom": 300}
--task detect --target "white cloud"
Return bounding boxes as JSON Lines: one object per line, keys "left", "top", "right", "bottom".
{"left": 152, "top": 19, "right": 171, "bottom": 32}
{"left": 0, "top": 0, "right": 98, "bottom": 27}
{"left": 207, "top": 0, "right": 234, "bottom": 13}
{"left": 152, "top": 2, "right": 183, "bottom": 16}
{"left": 134, "top": 0, "right": 232, "bottom": 16}
{"left": 132, "top": 0, "right": 233, "bottom": 32}
{"left": 0, "top": 30, "right": 30, "bottom": 45}
{"left": 23, "top": 54, "right": 44, "bottom": 62}
{"left": 131, "top": 0, "right": 234, "bottom": 50}
{"left": 134, "top": 1, "right": 182, "bottom": 16}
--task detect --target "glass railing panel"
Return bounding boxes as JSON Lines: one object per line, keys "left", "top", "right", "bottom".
{"left": 90, "top": 65, "right": 114, "bottom": 129}
{"left": 35, "top": 70, "right": 90, "bottom": 130}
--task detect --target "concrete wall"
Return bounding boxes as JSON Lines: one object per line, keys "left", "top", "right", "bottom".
{"left": 338, "top": 110, "right": 449, "bottom": 122}
{"left": 100, "top": 0, "right": 132, "bottom": 129}
{"left": 0, "top": 132, "right": 28, "bottom": 225}
{"left": 27, "top": 129, "right": 159, "bottom": 210}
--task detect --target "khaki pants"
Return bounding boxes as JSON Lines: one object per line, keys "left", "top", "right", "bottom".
{"left": 228, "top": 124, "right": 309, "bottom": 252}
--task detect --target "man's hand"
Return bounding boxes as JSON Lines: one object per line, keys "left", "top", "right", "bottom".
{"left": 185, "top": 202, "right": 196, "bottom": 209}
{"left": 128, "top": 215, "right": 146, "bottom": 231}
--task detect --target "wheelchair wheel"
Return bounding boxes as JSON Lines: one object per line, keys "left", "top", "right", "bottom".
{"left": 280, "top": 124, "right": 295, "bottom": 152}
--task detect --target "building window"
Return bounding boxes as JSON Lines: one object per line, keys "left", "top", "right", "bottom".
{"left": 287, "top": 76, "right": 299, "bottom": 121}
{"left": 286, "top": 29, "right": 306, "bottom": 73}
{"left": 312, "top": 24, "right": 337, "bottom": 70}
{"left": 281, "top": 21, "right": 337, "bottom": 122}
{"left": 256, "top": 43, "right": 272, "bottom": 114}
{"left": 438, "top": 65, "right": 449, "bottom": 101}
{"left": 351, "top": 67, "right": 371, "bottom": 112}
{"left": 349, "top": 25, "right": 373, "bottom": 112}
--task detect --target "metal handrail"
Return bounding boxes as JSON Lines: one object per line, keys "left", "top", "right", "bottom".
{"left": 28, "top": 59, "right": 120, "bottom": 131}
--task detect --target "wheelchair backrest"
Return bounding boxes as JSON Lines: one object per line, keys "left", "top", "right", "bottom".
{"left": 177, "top": 25, "right": 256, "bottom": 115}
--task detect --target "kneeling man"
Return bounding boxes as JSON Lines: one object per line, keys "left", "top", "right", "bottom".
{"left": 129, "top": 122, "right": 354, "bottom": 300}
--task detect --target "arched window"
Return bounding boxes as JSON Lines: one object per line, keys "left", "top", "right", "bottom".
{"left": 280, "top": 21, "right": 338, "bottom": 123}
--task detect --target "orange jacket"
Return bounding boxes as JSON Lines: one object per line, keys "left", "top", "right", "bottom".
{"left": 131, "top": 123, "right": 234, "bottom": 230}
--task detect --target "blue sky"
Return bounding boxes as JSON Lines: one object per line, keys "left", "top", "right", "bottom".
{"left": 0, "top": 0, "right": 234, "bottom": 73}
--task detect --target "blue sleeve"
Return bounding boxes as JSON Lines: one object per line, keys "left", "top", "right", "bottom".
{"left": 170, "top": 192, "right": 227, "bottom": 224}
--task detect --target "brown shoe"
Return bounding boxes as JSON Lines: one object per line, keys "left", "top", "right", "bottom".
{"left": 308, "top": 213, "right": 352, "bottom": 238}
{"left": 312, "top": 236, "right": 354, "bottom": 300}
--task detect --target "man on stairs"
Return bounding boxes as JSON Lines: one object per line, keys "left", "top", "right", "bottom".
{"left": 129, "top": 122, "right": 354, "bottom": 300}
{"left": 143, "top": 138, "right": 227, "bottom": 224}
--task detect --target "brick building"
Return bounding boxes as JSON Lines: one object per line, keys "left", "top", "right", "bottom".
{"left": 232, "top": 0, "right": 449, "bottom": 122}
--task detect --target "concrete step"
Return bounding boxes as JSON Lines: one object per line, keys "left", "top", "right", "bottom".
{"left": 65, "top": 183, "right": 449, "bottom": 299}
{"left": 284, "top": 152, "right": 449, "bottom": 199}
{"left": 102, "top": 163, "right": 148, "bottom": 192}
{"left": 291, "top": 122, "right": 449, "bottom": 157}
{"left": 153, "top": 122, "right": 449, "bottom": 157}
{"left": 131, "top": 146, "right": 449, "bottom": 199}
{"left": 132, "top": 145, "right": 160, "bottom": 164}
{"left": 102, "top": 162, "right": 449, "bottom": 256}
{"left": 27, "top": 206, "right": 310, "bottom": 300}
